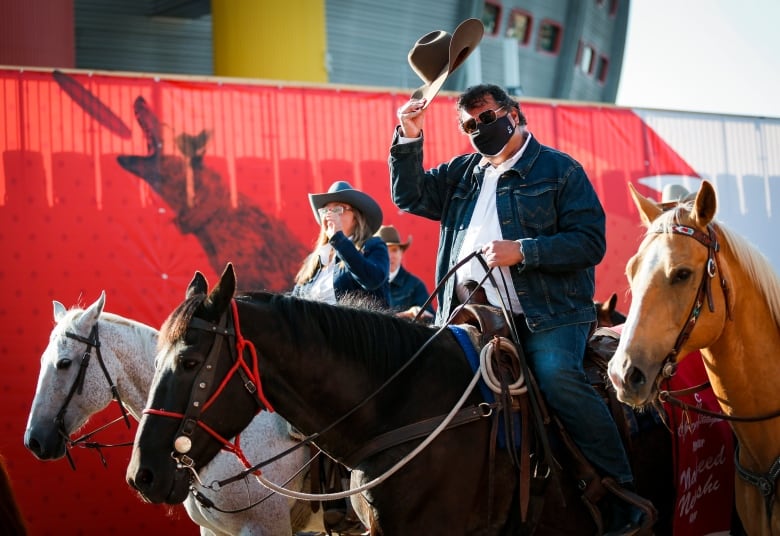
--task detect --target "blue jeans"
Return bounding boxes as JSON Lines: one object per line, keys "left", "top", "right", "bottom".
{"left": 518, "top": 321, "right": 633, "bottom": 484}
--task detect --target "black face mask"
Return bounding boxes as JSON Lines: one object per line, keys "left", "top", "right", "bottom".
{"left": 469, "top": 114, "right": 516, "bottom": 156}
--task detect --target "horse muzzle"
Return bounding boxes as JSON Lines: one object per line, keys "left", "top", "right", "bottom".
{"left": 24, "top": 425, "right": 67, "bottom": 461}
{"left": 607, "top": 352, "right": 656, "bottom": 407}
{"left": 126, "top": 451, "right": 191, "bottom": 504}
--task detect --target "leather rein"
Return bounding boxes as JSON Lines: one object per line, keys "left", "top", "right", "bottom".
{"left": 56, "top": 322, "right": 133, "bottom": 470}
{"left": 651, "top": 221, "right": 780, "bottom": 521}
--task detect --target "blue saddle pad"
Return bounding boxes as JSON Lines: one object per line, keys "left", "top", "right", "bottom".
{"left": 449, "top": 325, "right": 522, "bottom": 449}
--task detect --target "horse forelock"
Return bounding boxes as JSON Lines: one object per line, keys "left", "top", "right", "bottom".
{"left": 159, "top": 294, "right": 207, "bottom": 350}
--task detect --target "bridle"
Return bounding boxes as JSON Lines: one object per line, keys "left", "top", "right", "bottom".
{"left": 653, "top": 223, "right": 731, "bottom": 380}
{"left": 143, "top": 300, "right": 273, "bottom": 473}
{"left": 56, "top": 322, "right": 132, "bottom": 469}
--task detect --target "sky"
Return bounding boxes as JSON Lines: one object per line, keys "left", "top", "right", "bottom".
{"left": 616, "top": 0, "right": 780, "bottom": 118}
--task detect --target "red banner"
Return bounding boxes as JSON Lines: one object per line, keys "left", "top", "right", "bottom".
{"left": 0, "top": 68, "right": 730, "bottom": 534}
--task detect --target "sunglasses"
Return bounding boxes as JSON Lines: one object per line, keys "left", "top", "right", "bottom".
{"left": 460, "top": 108, "right": 505, "bottom": 135}
{"left": 318, "top": 205, "right": 352, "bottom": 216}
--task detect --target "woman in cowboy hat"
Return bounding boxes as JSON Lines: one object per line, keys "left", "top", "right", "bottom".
{"left": 292, "top": 180, "right": 388, "bottom": 533}
{"left": 293, "top": 180, "right": 390, "bottom": 308}
{"left": 375, "top": 224, "right": 434, "bottom": 322}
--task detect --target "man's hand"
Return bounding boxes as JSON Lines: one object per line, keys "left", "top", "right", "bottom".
{"left": 396, "top": 98, "right": 427, "bottom": 138}
{"left": 480, "top": 240, "right": 524, "bottom": 268}
{"left": 396, "top": 306, "right": 434, "bottom": 322}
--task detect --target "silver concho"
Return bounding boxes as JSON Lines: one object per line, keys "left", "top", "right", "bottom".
{"left": 174, "top": 435, "right": 192, "bottom": 453}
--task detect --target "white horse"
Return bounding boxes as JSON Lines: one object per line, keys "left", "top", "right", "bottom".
{"left": 24, "top": 291, "right": 322, "bottom": 536}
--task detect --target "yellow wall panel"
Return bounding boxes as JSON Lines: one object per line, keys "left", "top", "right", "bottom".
{"left": 212, "top": 0, "right": 327, "bottom": 82}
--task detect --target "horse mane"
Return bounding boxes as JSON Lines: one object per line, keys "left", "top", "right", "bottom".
{"left": 653, "top": 205, "right": 780, "bottom": 328}
{"left": 160, "top": 290, "right": 441, "bottom": 373}
{"left": 238, "top": 292, "right": 438, "bottom": 374}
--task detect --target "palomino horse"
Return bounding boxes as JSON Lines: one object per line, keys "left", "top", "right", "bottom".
{"left": 24, "top": 292, "right": 319, "bottom": 536}
{"left": 127, "top": 263, "right": 670, "bottom": 535}
{"left": 608, "top": 180, "right": 780, "bottom": 536}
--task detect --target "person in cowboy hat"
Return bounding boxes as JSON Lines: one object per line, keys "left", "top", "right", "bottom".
{"left": 292, "top": 180, "right": 389, "bottom": 534}
{"left": 293, "top": 180, "right": 389, "bottom": 308}
{"left": 391, "top": 80, "right": 651, "bottom": 534}
{"left": 375, "top": 224, "right": 435, "bottom": 322}
{"left": 659, "top": 183, "right": 698, "bottom": 211}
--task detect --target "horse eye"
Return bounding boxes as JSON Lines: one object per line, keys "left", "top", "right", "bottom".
{"left": 56, "top": 358, "right": 72, "bottom": 370}
{"left": 672, "top": 268, "right": 693, "bottom": 284}
{"left": 177, "top": 355, "right": 200, "bottom": 371}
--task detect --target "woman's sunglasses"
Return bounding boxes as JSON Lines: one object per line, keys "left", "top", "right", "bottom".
{"left": 318, "top": 205, "right": 352, "bottom": 216}
{"left": 460, "top": 108, "right": 505, "bottom": 135}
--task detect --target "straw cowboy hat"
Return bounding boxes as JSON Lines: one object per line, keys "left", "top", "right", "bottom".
{"left": 408, "top": 18, "right": 484, "bottom": 108}
{"left": 659, "top": 183, "right": 697, "bottom": 210}
{"left": 309, "top": 181, "right": 383, "bottom": 234}
{"left": 375, "top": 225, "right": 413, "bottom": 250}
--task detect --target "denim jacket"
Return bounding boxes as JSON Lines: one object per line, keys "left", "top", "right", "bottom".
{"left": 389, "top": 130, "right": 605, "bottom": 330}
{"left": 293, "top": 233, "right": 390, "bottom": 306}
{"left": 389, "top": 265, "right": 435, "bottom": 315}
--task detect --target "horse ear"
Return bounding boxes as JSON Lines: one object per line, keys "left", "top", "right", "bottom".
{"left": 187, "top": 271, "right": 209, "bottom": 299}
{"left": 628, "top": 182, "right": 663, "bottom": 227}
{"left": 608, "top": 292, "right": 618, "bottom": 311}
{"left": 206, "top": 263, "right": 236, "bottom": 314}
{"left": 82, "top": 291, "right": 106, "bottom": 327}
{"left": 53, "top": 301, "right": 68, "bottom": 322}
{"left": 692, "top": 180, "right": 717, "bottom": 227}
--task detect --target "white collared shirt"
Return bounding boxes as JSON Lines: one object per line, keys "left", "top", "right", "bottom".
{"left": 306, "top": 260, "right": 338, "bottom": 304}
{"left": 456, "top": 133, "right": 532, "bottom": 314}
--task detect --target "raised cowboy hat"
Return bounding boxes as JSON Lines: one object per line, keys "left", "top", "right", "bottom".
{"left": 375, "top": 225, "right": 412, "bottom": 250}
{"left": 309, "top": 181, "right": 383, "bottom": 235}
{"left": 408, "top": 18, "right": 484, "bottom": 108}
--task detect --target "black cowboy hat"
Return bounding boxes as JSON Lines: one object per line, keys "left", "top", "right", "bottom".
{"left": 309, "top": 181, "right": 383, "bottom": 234}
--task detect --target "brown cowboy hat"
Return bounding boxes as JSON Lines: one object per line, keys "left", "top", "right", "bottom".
{"left": 375, "top": 225, "right": 412, "bottom": 250}
{"left": 309, "top": 180, "right": 383, "bottom": 234}
{"left": 408, "top": 18, "right": 484, "bottom": 108}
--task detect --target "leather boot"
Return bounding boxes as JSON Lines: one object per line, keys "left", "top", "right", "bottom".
{"left": 599, "top": 479, "right": 657, "bottom": 536}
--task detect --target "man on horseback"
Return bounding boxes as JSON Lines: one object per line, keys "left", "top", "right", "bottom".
{"left": 389, "top": 82, "right": 650, "bottom": 535}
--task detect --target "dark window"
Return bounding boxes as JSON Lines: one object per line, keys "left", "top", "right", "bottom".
{"left": 596, "top": 55, "right": 609, "bottom": 83}
{"left": 482, "top": 1, "right": 502, "bottom": 37}
{"left": 506, "top": 9, "right": 532, "bottom": 45}
{"left": 537, "top": 20, "right": 562, "bottom": 54}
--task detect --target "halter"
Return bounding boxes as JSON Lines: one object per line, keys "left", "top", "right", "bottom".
{"left": 56, "top": 322, "right": 132, "bottom": 469}
{"left": 655, "top": 223, "right": 731, "bottom": 379}
{"left": 143, "top": 300, "right": 273, "bottom": 471}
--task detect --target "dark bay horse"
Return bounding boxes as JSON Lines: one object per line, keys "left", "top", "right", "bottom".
{"left": 127, "top": 264, "right": 662, "bottom": 535}
{"left": 595, "top": 293, "right": 627, "bottom": 328}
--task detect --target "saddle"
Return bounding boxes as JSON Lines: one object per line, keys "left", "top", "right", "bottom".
{"left": 451, "top": 297, "right": 657, "bottom": 534}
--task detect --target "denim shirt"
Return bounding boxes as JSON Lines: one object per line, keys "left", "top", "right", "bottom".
{"left": 389, "top": 129, "right": 605, "bottom": 331}
{"left": 293, "top": 233, "right": 390, "bottom": 306}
